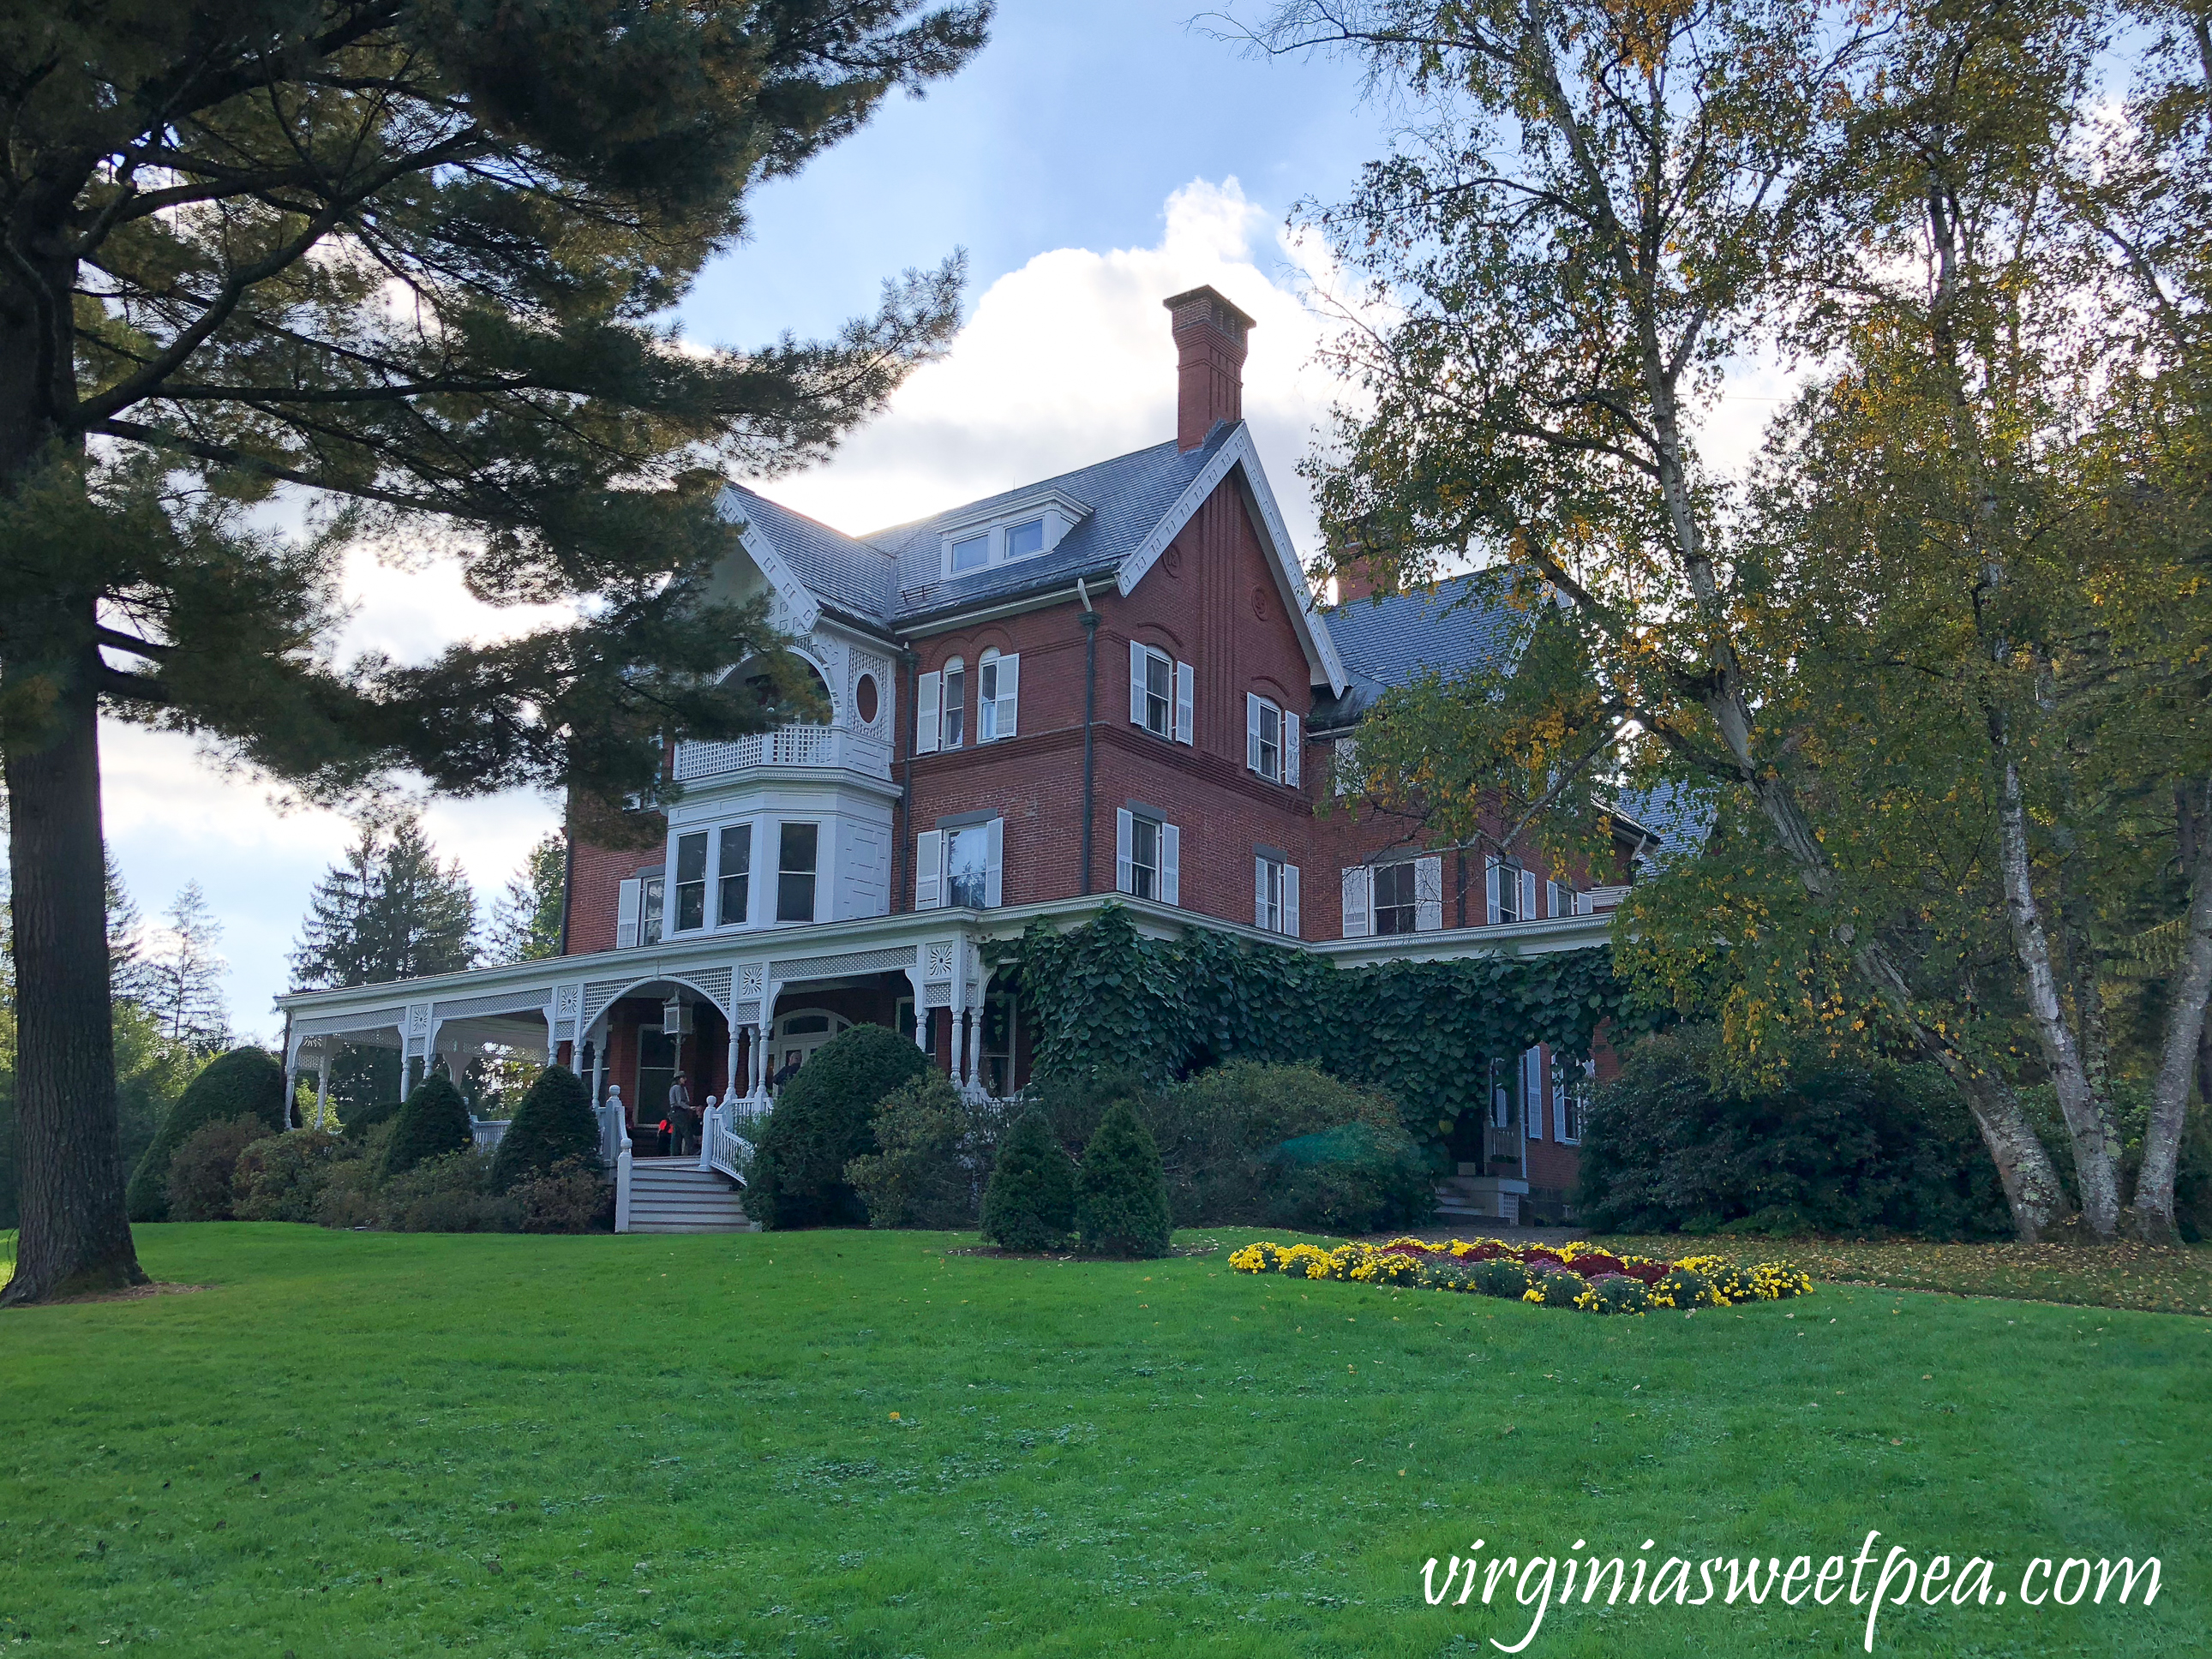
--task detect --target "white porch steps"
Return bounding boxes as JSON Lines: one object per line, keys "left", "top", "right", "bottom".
{"left": 624, "top": 1160, "right": 758, "bottom": 1233}
{"left": 1434, "top": 1172, "right": 1525, "bottom": 1227}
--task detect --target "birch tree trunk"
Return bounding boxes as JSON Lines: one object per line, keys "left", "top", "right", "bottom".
{"left": 2133, "top": 779, "right": 2212, "bottom": 1242}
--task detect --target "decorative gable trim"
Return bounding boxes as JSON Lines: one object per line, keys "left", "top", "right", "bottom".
{"left": 1116, "top": 425, "right": 1347, "bottom": 696}
{"left": 716, "top": 488, "right": 821, "bottom": 634}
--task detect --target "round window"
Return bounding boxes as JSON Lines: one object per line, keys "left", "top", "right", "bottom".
{"left": 854, "top": 673, "right": 880, "bottom": 723}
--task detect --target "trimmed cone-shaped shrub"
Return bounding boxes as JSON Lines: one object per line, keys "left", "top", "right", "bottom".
{"left": 490, "top": 1064, "right": 598, "bottom": 1193}
{"left": 128, "top": 1047, "right": 288, "bottom": 1221}
{"left": 1075, "top": 1099, "right": 1172, "bottom": 1258}
{"left": 750, "top": 1024, "right": 929, "bottom": 1229}
{"left": 980, "top": 1108, "right": 1077, "bottom": 1250}
{"left": 381, "top": 1073, "right": 473, "bottom": 1182}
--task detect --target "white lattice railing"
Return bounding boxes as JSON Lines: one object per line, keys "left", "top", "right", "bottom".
{"left": 700, "top": 1100, "right": 760, "bottom": 1187}
{"left": 673, "top": 723, "right": 890, "bottom": 782}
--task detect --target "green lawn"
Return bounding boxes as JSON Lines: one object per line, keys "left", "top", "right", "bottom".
{"left": 2, "top": 1226, "right": 2203, "bottom": 1657}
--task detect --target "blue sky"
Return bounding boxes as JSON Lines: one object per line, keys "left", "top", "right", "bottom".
{"left": 98, "top": 1, "right": 1397, "bottom": 1037}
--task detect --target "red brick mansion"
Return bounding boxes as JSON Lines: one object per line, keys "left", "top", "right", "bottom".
{"left": 276, "top": 288, "right": 1693, "bottom": 1230}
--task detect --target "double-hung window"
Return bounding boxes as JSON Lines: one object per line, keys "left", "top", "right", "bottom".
{"left": 1373, "top": 862, "right": 1418, "bottom": 934}
{"left": 1245, "top": 692, "right": 1302, "bottom": 785}
{"left": 914, "top": 816, "right": 1003, "bottom": 910}
{"left": 950, "top": 532, "right": 988, "bottom": 573}
{"left": 1487, "top": 857, "right": 1539, "bottom": 925}
{"left": 672, "top": 831, "right": 708, "bottom": 931}
{"left": 978, "top": 649, "right": 1019, "bottom": 741}
{"left": 716, "top": 824, "right": 752, "bottom": 926}
{"left": 1554, "top": 1055, "right": 1592, "bottom": 1144}
{"left": 1255, "top": 852, "right": 1300, "bottom": 936}
{"left": 1130, "top": 642, "right": 1193, "bottom": 743}
{"left": 776, "top": 823, "right": 818, "bottom": 924}
{"left": 615, "top": 867, "right": 663, "bottom": 948}
{"left": 1115, "top": 807, "right": 1179, "bottom": 904}
{"left": 940, "top": 658, "right": 966, "bottom": 749}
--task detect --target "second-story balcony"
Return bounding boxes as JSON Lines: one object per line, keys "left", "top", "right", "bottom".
{"left": 673, "top": 722, "right": 892, "bottom": 785}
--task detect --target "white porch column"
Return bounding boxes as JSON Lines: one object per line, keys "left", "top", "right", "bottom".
{"left": 315, "top": 1052, "right": 331, "bottom": 1130}
{"left": 962, "top": 1007, "right": 981, "bottom": 1091}
{"left": 726, "top": 1021, "right": 742, "bottom": 1105}
{"left": 950, "top": 1003, "right": 968, "bottom": 1087}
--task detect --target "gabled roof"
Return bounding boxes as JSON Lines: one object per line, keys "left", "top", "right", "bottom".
{"left": 1610, "top": 779, "right": 1717, "bottom": 865}
{"left": 719, "top": 422, "right": 1347, "bottom": 692}
{"left": 1309, "top": 570, "right": 1528, "bottom": 731}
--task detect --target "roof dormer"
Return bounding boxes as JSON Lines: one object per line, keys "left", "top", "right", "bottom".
{"left": 935, "top": 487, "right": 1092, "bottom": 580}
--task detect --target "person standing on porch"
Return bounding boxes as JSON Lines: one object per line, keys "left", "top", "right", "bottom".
{"left": 668, "top": 1075, "right": 697, "bottom": 1157}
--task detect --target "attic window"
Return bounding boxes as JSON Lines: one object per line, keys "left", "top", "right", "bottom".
{"left": 950, "top": 533, "right": 988, "bottom": 573}
{"left": 1005, "top": 518, "right": 1045, "bottom": 560}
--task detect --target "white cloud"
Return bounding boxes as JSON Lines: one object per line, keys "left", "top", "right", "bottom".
{"left": 765, "top": 177, "right": 1340, "bottom": 552}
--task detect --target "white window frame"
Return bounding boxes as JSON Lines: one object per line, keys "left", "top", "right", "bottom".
{"left": 949, "top": 531, "right": 989, "bottom": 574}
{"left": 939, "top": 656, "right": 966, "bottom": 750}
{"left": 1340, "top": 865, "right": 1371, "bottom": 938}
{"left": 775, "top": 821, "right": 821, "bottom": 925}
{"left": 671, "top": 830, "right": 709, "bottom": 934}
{"left": 915, "top": 669, "right": 941, "bottom": 756}
{"left": 978, "top": 649, "right": 1019, "bottom": 742}
{"left": 1524, "top": 1047, "right": 1545, "bottom": 1141}
{"left": 1115, "top": 808, "right": 1178, "bottom": 905}
{"left": 1554, "top": 1055, "right": 1592, "bottom": 1145}
{"left": 716, "top": 821, "right": 754, "bottom": 928}
{"left": 1003, "top": 517, "right": 1045, "bottom": 560}
{"left": 1255, "top": 854, "right": 1300, "bottom": 936}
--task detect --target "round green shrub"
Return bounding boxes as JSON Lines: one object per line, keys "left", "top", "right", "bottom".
{"left": 489, "top": 1063, "right": 598, "bottom": 1193}
{"left": 232, "top": 1130, "right": 347, "bottom": 1222}
{"left": 1584, "top": 1273, "right": 1652, "bottom": 1315}
{"left": 1533, "top": 1267, "right": 1588, "bottom": 1309}
{"left": 165, "top": 1116, "right": 267, "bottom": 1222}
{"left": 1075, "top": 1099, "right": 1172, "bottom": 1258}
{"left": 750, "top": 1024, "right": 928, "bottom": 1229}
{"left": 981, "top": 1108, "right": 1078, "bottom": 1251}
{"left": 1261, "top": 1120, "right": 1436, "bottom": 1235}
{"left": 846, "top": 1071, "right": 977, "bottom": 1230}
{"left": 510, "top": 1155, "right": 614, "bottom": 1233}
{"left": 381, "top": 1072, "right": 473, "bottom": 1182}
{"left": 1148, "top": 1061, "right": 1406, "bottom": 1225}
{"left": 128, "top": 1047, "right": 288, "bottom": 1221}
{"left": 1653, "top": 1267, "right": 1715, "bottom": 1309}
{"left": 1469, "top": 1256, "right": 1534, "bottom": 1299}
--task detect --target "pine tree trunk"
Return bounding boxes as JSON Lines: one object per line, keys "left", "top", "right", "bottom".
{"left": 0, "top": 599, "right": 147, "bottom": 1305}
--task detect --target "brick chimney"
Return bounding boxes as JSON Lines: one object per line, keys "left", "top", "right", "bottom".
{"left": 1163, "top": 285, "right": 1255, "bottom": 452}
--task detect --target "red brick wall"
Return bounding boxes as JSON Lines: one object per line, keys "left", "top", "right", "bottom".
{"left": 565, "top": 833, "right": 663, "bottom": 957}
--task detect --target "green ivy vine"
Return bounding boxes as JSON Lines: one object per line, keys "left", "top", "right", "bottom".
{"left": 1005, "top": 905, "right": 1655, "bottom": 1139}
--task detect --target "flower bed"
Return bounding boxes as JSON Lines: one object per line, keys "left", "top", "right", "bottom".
{"left": 1226, "top": 1237, "right": 1814, "bottom": 1315}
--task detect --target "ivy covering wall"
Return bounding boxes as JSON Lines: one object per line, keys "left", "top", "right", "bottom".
{"left": 1005, "top": 907, "right": 1651, "bottom": 1139}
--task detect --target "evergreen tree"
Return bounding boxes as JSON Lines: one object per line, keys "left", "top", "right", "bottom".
{"left": 980, "top": 1109, "right": 1077, "bottom": 1253}
{"left": 291, "top": 814, "right": 477, "bottom": 1122}
{"left": 485, "top": 831, "right": 567, "bottom": 965}
{"left": 381, "top": 1073, "right": 475, "bottom": 1183}
{"left": 139, "top": 884, "right": 231, "bottom": 1054}
{"left": 0, "top": 1, "right": 987, "bottom": 1303}
{"left": 489, "top": 1064, "right": 600, "bottom": 1193}
{"left": 1075, "top": 1100, "right": 1172, "bottom": 1259}
{"left": 103, "top": 849, "right": 159, "bottom": 1011}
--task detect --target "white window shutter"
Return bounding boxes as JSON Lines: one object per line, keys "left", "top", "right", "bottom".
{"left": 916, "top": 672, "right": 941, "bottom": 755}
{"left": 1521, "top": 868, "right": 1539, "bottom": 925}
{"left": 615, "top": 877, "right": 642, "bottom": 949}
{"left": 985, "top": 817, "right": 1004, "bottom": 907}
{"left": 914, "top": 830, "right": 943, "bottom": 909}
{"left": 1285, "top": 711, "right": 1301, "bottom": 786}
{"left": 1245, "top": 692, "right": 1262, "bottom": 773}
{"left": 1129, "top": 640, "right": 1147, "bottom": 725}
{"left": 1283, "top": 865, "right": 1300, "bottom": 937}
{"left": 1525, "top": 1048, "right": 1544, "bottom": 1140}
{"left": 1547, "top": 878, "right": 1561, "bottom": 919}
{"left": 1341, "top": 866, "right": 1370, "bottom": 937}
{"left": 1174, "top": 660, "right": 1194, "bottom": 745}
{"left": 1256, "top": 856, "right": 1270, "bottom": 928}
{"left": 1485, "top": 855, "right": 1502, "bottom": 924}
{"left": 1415, "top": 854, "right": 1444, "bottom": 931}
{"left": 1160, "top": 823, "right": 1180, "bottom": 906}
{"left": 1115, "top": 808, "right": 1134, "bottom": 895}
{"left": 996, "top": 653, "right": 1018, "bottom": 739}
{"left": 1577, "top": 888, "right": 1593, "bottom": 916}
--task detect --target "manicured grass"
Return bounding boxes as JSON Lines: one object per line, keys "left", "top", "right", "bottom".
{"left": 1595, "top": 1235, "right": 2212, "bottom": 1317}
{"left": 2, "top": 1225, "right": 2203, "bottom": 1657}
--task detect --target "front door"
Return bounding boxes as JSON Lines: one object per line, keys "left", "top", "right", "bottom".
{"left": 636, "top": 1027, "right": 678, "bottom": 1151}
{"left": 771, "top": 1009, "right": 849, "bottom": 1087}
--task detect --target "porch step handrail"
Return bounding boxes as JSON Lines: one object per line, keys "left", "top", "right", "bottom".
{"left": 701, "top": 1099, "right": 755, "bottom": 1188}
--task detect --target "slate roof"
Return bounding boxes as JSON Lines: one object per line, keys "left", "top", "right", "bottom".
{"left": 720, "top": 486, "right": 899, "bottom": 628}
{"left": 1609, "top": 778, "right": 1716, "bottom": 865}
{"left": 861, "top": 427, "right": 1234, "bottom": 620}
{"left": 1308, "top": 570, "right": 1528, "bottom": 730}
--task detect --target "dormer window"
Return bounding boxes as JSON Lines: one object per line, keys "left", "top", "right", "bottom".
{"left": 1005, "top": 518, "right": 1044, "bottom": 559}
{"left": 935, "top": 490, "right": 1090, "bottom": 578}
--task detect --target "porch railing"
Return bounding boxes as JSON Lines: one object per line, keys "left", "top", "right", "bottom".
{"left": 672, "top": 722, "right": 891, "bottom": 783}
{"left": 700, "top": 1099, "right": 765, "bottom": 1187}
